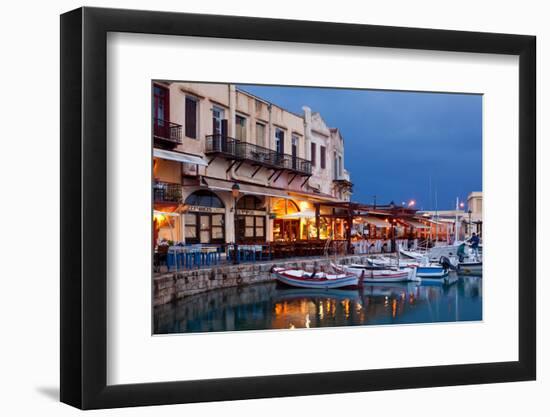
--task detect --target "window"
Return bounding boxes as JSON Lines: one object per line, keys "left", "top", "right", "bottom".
{"left": 237, "top": 216, "right": 265, "bottom": 242}
{"left": 235, "top": 115, "right": 247, "bottom": 141}
{"left": 237, "top": 195, "right": 265, "bottom": 211}
{"left": 184, "top": 214, "right": 197, "bottom": 239}
{"left": 256, "top": 123, "right": 265, "bottom": 147}
{"left": 311, "top": 143, "right": 316, "bottom": 167}
{"left": 199, "top": 215, "right": 211, "bottom": 243}
{"left": 339, "top": 156, "right": 343, "bottom": 176}
{"left": 185, "top": 96, "right": 198, "bottom": 139}
{"left": 291, "top": 135, "right": 299, "bottom": 169}
{"left": 275, "top": 128, "right": 285, "bottom": 154}
{"left": 320, "top": 146, "right": 326, "bottom": 169}
{"left": 153, "top": 85, "right": 169, "bottom": 123}
{"left": 184, "top": 190, "right": 224, "bottom": 208}
{"left": 211, "top": 215, "right": 224, "bottom": 240}
{"left": 212, "top": 106, "right": 225, "bottom": 136}
{"left": 291, "top": 135, "right": 299, "bottom": 155}
{"left": 153, "top": 85, "right": 170, "bottom": 139}
{"left": 236, "top": 196, "right": 266, "bottom": 242}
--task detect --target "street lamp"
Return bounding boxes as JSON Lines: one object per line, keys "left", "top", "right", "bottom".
{"left": 468, "top": 209, "right": 472, "bottom": 237}
{"left": 231, "top": 183, "right": 241, "bottom": 264}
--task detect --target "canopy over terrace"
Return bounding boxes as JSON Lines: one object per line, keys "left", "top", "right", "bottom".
{"left": 309, "top": 201, "right": 420, "bottom": 251}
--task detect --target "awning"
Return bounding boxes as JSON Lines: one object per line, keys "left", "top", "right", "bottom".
{"left": 365, "top": 217, "right": 390, "bottom": 228}
{"left": 287, "top": 191, "right": 341, "bottom": 203}
{"left": 153, "top": 210, "right": 180, "bottom": 217}
{"left": 202, "top": 178, "right": 289, "bottom": 199}
{"left": 153, "top": 148, "right": 208, "bottom": 166}
{"left": 406, "top": 219, "right": 430, "bottom": 229}
{"left": 280, "top": 210, "right": 316, "bottom": 219}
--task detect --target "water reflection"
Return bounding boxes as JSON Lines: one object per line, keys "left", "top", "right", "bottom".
{"left": 154, "top": 274, "right": 482, "bottom": 334}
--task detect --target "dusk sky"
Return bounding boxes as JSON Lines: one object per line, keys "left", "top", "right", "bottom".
{"left": 238, "top": 84, "right": 482, "bottom": 211}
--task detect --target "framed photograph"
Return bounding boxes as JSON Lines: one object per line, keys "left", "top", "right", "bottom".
{"left": 60, "top": 6, "right": 536, "bottom": 409}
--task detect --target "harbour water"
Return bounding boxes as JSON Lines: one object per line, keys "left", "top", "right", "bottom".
{"left": 154, "top": 274, "right": 482, "bottom": 334}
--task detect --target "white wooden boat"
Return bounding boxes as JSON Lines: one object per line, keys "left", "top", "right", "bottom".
{"left": 272, "top": 267, "right": 359, "bottom": 289}
{"left": 367, "top": 256, "right": 419, "bottom": 268}
{"left": 332, "top": 263, "right": 419, "bottom": 283}
{"left": 401, "top": 244, "right": 461, "bottom": 262}
{"left": 368, "top": 256, "right": 448, "bottom": 278}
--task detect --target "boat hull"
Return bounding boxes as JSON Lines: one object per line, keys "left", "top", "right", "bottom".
{"left": 340, "top": 264, "right": 418, "bottom": 283}
{"left": 367, "top": 259, "right": 447, "bottom": 278}
{"left": 457, "top": 262, "right": 482, "bottom": 275}
{"left": 415, "top": 266, "right": 448, "bottom": 278}
{"left": 273, "top": 271, "right": 359, "bottom": 289}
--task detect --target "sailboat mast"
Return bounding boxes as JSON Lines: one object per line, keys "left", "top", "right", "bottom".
{"left": 455, "top": 197, "right": 460, "bottom": 244}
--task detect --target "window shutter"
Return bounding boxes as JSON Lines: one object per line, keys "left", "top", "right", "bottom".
{"left": 221, "top": 119, "right": 228, "bottom": 137}
{"left": 185, "top": 98, "right": 197, "bottom": 138}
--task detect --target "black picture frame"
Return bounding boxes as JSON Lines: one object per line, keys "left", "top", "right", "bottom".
{"left": 60, "top": 6, "right": 536, "bottom": 410}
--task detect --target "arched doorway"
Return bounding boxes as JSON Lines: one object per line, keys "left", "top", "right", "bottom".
{"left": 184, "top": 190, "right": 225, "bottom": 244}
{"left": 235, "top": 195, "right": 266, "bottom": 243}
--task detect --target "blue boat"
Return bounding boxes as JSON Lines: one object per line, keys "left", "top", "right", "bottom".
{"left": 415, "top": 265, "right": 448, "bottom": 279}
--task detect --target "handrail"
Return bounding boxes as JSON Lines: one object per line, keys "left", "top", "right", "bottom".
{"left": 153, "top": 118, "right": 183, "bottom": 144}
{"left": 205, "top": 134, "right": 312, "bottom": 175}
{"left": 153, "top": 180, "right": 182, "bottom": 202}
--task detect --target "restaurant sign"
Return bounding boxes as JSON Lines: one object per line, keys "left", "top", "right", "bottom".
{"left": 236, "top": 209, "right": 266, "bottom": 216}
{"left": 187, "top": 205, "right": 226, "bottom": 214}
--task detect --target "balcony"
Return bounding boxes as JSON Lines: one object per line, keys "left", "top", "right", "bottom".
{"left": 205, "top": 135, "right": 312, "bottom": 176}
{"left": 153, "top": 118, "right": 182, "bottom": 149}
{"left": 153, "top": 181, "right": 182, "bottom": 203}
{"left": 333, "top": 169, "right": 353, "bottom": 189}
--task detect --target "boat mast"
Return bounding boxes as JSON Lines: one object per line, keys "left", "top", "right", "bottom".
{"left": 455, "top": 197, "right": 460, "bottom": 244}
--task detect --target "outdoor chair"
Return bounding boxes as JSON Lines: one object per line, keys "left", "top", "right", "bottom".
{"left": 154, "top": 245, "right": 169, "bottom": 272}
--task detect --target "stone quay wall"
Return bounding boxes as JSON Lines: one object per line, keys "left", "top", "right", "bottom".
{"left": 153, "top": 255, "right": 373, "bottom": 306}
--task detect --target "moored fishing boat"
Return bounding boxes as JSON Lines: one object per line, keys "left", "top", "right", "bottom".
{"left": 400, "top": 244, "right": 462, "bottom": 262}
{"left": 415, "top": 265, "right": 448, "bottom": 278}
{"left": 367, "top": 256, "right": 419, "bottom": 268}
{"left": 332, "top": 263, "right": 419, "bottom": 283}
{"left": 272, "top": 267, "right": 359, "bottom": 289}
{"left": 367, "top": 255, "right": 448, "bottom": 278}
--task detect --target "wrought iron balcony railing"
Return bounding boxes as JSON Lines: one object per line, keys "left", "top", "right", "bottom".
{"left": 205, "top": 134, "right": 312, "bottom": 175}
{"left": 153, "top": 118, "right": 183, "bottom": 148}
{"left": 153, "top": 181, "right": 182, "bottom": 203}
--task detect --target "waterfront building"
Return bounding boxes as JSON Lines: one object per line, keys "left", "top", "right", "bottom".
{"left": 152, "top": 82, "right": 353, "bottom": 247}
{"left": 416, "top": 191, "right": 483, "bottom": 242}
{"left": 467, "top": 191, "right": 483, "bottom": 237}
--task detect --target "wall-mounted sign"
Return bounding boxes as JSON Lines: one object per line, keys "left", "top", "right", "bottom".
{"left": 236, "top": 209, "right": 266, "bottom": 216}
{"left": 187, "top": 205, "right": 226, "bottom": 214}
